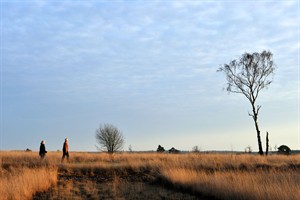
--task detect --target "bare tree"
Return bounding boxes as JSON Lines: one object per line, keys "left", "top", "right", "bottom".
{"left": 245, "top": 145, "right": 252, "bottom": 153}
{"left": 218, "top": 50, "right": 275, "bottom": 155}
{"left": 128, "top": 144, "right": 132, "bottom": 152}
{"left": 95, "top": 123, "right": 125, "bottom": 154}
{"left": 192, "top": 145, "right": 201, "bottom": 153}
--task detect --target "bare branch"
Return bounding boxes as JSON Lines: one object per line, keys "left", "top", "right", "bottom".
{"left": 248, "top": 111, "right": 254, "bottom": 117}
{"left": 257, "top": 105, "right": 262, "bottom": 113}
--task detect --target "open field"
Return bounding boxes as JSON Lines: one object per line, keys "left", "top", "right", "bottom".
{"left": 1, "top": 151, "right": 300, "bottom": 200}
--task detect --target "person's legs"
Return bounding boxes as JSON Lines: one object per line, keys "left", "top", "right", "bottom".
{"left": 61, "top": 152, "right": 69, "bottom": 162}
{"left": 61, "top": 153, "right": 65, "bottom": 162}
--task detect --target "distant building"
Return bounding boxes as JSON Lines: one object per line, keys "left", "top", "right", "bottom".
{"left": 168, "top": 147, "right": 180, "bottom": 154}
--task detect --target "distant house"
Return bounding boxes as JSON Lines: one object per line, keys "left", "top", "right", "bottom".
{"left": 168, "top": 147, "right": 180, "bottom": 154}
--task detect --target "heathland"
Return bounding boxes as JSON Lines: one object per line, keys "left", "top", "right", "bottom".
{"left": 1, "top": 151, "right": 300, "bottom": 200}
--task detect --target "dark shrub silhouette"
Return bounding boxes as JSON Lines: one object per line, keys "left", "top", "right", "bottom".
{"left": 157, "top": 145, "right": 165, "bottom": 152}
{"left": 277, "top": 145, "right": 291, "bottom": 155}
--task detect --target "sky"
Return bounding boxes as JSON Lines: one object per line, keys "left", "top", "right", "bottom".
{"left": 1, "top": 0, "right": 299, "bottom": 152}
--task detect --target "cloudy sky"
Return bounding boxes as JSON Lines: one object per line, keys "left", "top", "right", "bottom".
{"left": 1, "top": 0, "right": 299, "bottom": 152}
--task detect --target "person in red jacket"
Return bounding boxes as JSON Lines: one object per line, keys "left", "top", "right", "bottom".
{"left": 61, "top": 138, "right": 69, "bottom": 162}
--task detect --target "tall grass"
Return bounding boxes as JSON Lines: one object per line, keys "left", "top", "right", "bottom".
{"left": 110, "top": 153, "right": 300, "bottom": 200}
{"left": 161, "top": 168, "right": 300, "bottom": 200}
{"left": 1, "top": 151, "right": 300, "bottom": 200}
{"left": 50, "top": 152, "right": 300, "bottom": 199}
{"left": 0, "top": 168, "right": 57, "bottom": 200}
{"left": 0, "top": 151, "right": 58, "bottom": 200}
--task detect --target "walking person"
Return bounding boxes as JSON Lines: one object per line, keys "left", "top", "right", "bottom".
{"left": 39, "top": 140, "right": 47, "bottom": 159}
{"left": 61, "top": 138, "right": 69, "bottom": 162}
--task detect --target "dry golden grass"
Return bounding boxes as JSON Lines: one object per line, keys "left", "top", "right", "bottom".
{"left": 1, "top": 151, "right": 300, "bottom": 200}
{"left": 61, "top": 153, "right": 300, "bottom": 200}
{"left": 161, "top": 168, "right": 300, "bottom": 200}
{"left": 0, "top": 151, "right": 57, "bottom": 200}
{"left": 0, "top": 168, "right": 57, "bottom": 200}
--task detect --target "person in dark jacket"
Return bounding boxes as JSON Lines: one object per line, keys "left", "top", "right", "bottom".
{"left": 39, "top": 140, "right": 47, "bottom": 158}
{"left": 61, "top": 138, "right": 69, "bottom": 162}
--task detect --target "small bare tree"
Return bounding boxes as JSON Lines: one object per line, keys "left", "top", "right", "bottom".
{"left": 192, "top": 145, "right": 201, "bottom": 153}
{"left": 218, "top": 50, "right": 275, "bottom": 155}
{"left": 245, "top": 146, "right": 252, "bottom": 153}
{"left": 95, "top": 123, "right": 124, "bottom": 154}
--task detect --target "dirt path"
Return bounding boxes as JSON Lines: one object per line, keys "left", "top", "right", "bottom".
{"left": 33, "top": 168, "right": 210, "bottom": 200}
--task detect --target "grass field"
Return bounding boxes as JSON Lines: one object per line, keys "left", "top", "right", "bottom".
{"left": 1, "top": 151, "right": 300, "bottom": 200}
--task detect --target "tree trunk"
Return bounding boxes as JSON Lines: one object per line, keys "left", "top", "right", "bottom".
{"left": 255, "top": 120, "right": 264, "bottom": 155}
{"left": 266, "top": 132, "right": 269, "bottom": 156}
{"left": 251, "top": 103, "right": 264, "bottom": 155}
